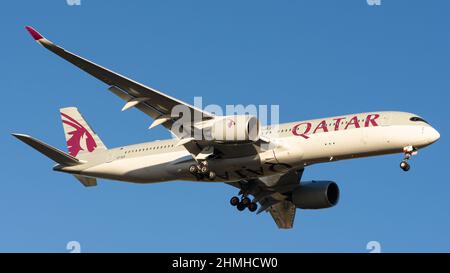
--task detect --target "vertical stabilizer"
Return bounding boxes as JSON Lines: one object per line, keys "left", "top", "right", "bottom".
{"left": 60, "top": 107, "right": 107, "bottom": 157}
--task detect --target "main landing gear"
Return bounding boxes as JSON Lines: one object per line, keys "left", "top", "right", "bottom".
{"left": 400, "top": 146, "right": 417, "bottom": 172}
{"left": 189, "top": 161, "right": 216, "bottom": 180}
{"left": 230, "top": 195, "right": 258, "bottom": 212}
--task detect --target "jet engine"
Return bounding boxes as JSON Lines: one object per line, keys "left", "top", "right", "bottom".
{"left": 206, "top": 115, "right": 260, "bottom": 142}
{"left": 291, "top": 181, "right": 340, "bottom": 209}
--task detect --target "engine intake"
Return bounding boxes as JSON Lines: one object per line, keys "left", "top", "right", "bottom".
{"left": 292, "top": 181, "right": 340, "bottom": 209}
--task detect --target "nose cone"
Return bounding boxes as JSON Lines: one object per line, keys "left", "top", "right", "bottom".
{"left": 424, "top": 126, "right": 440, "bottom": 144}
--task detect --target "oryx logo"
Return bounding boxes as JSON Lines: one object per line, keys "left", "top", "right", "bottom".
{"left": 61, "top": 113, "right": 97, "bottom": 156}
{"left": 227, "top": 118, "right": 236, "bottom": 128}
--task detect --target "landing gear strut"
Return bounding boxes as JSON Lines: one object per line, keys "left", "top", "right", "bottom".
{"left": 189, "top": 161, "right": 216, "bottom": 180}
{"left": 400, "top": 146, "right": 416, "bottom": 172}
{"left": 229, "top": 195, "right": 258, "bottom": 213}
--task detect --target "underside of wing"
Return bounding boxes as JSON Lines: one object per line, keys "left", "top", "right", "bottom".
{"left": 183, "top": 140, "right": 261, "bottom": 160}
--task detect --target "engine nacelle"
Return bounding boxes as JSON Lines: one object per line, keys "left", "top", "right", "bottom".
{"left": 207, "top": 115, "right": 260, "bottom": 142}
{"left": 292, "top": 181, "right": 340, "bottom": 209}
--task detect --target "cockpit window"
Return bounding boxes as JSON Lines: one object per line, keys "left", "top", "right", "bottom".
{"left": 410, "top": 117, "right": 429, "bottom": 124}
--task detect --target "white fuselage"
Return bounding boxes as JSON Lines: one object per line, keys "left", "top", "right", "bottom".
{"left": 58, "top": 111, "right": 440, "bottom": 183}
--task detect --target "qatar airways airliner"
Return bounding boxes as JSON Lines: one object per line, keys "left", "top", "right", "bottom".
{"left": 13, "top": 26, "right": 440, "bottom": 228}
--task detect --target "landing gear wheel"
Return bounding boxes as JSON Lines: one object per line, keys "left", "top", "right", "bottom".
{"left": 236, "top": 202, "right": 246, "bottom": 211}
{"left": 400, "top": 146, "right": 416, "bottom": 172}
{"left": 200, "top": 165, "right": 209, "bottom": 174}
{"left": 400, "top": 161, "right": 410, "bottom": 172}
{"left": 230, "top": 196, "right": 240, "bottom": 206}
{"left": 208, "top": 171, "right": 216, "bottom": 180}
{"left": 248, "top": 202, "right": 258, "bottom": 212}
{"left": 189, "top": 165, "right": 198, "bottom": 174}
{"left": 241, "top": 197, "right": 251, "bottom": 206}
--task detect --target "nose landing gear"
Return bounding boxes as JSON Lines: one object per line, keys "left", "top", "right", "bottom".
{"left": 229, "top": 195, "right": 258, "bottom": 212}
{"left": 400, "top": 146, "right": 417, "bottom": 172}
{"left": 400, "top": 160, "right": 410, "bottom": 172}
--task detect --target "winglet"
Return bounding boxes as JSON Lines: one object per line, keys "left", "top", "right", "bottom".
{"left": 25, "top": 26, "right": 44, "bottom": 40}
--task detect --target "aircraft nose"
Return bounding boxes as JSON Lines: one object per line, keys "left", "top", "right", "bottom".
{"left": 424, "top": 126, "right": 440, "bottom": 143}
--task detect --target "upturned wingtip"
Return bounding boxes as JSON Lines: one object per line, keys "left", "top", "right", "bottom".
{"left": 25, "top": 26, "right": 44, "bottom": 40}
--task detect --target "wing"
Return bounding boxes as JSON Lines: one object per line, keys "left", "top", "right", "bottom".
{"left": 24, "top": 26, "right": 214, "bottom": 132}
{"left": 227, "top": 168, "right": 303, "bottom": 229}
{"left": 25, "top": 26, "right": 268, "bottom": 160}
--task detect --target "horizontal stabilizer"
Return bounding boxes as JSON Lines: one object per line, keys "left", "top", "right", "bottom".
{"left": 12, "top": 133, "right": 82, "bottom": 166}
{"left": 73, "top": 175, "right": 97, "bottom": 187}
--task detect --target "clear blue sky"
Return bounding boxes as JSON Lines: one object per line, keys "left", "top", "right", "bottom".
{"left": 1, "top": 0, "right": 449, "bottom": 252}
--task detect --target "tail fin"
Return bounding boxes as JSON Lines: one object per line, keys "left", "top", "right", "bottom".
{"left": 12, "top": 134, "right": 82, "bottom": 166}
{"left": 60, "top": 107, "right": 107, "bottom": 157}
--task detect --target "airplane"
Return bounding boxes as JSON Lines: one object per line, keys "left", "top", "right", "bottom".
{"left": 13, "top": 26, "right": 440, "bottom": 229}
